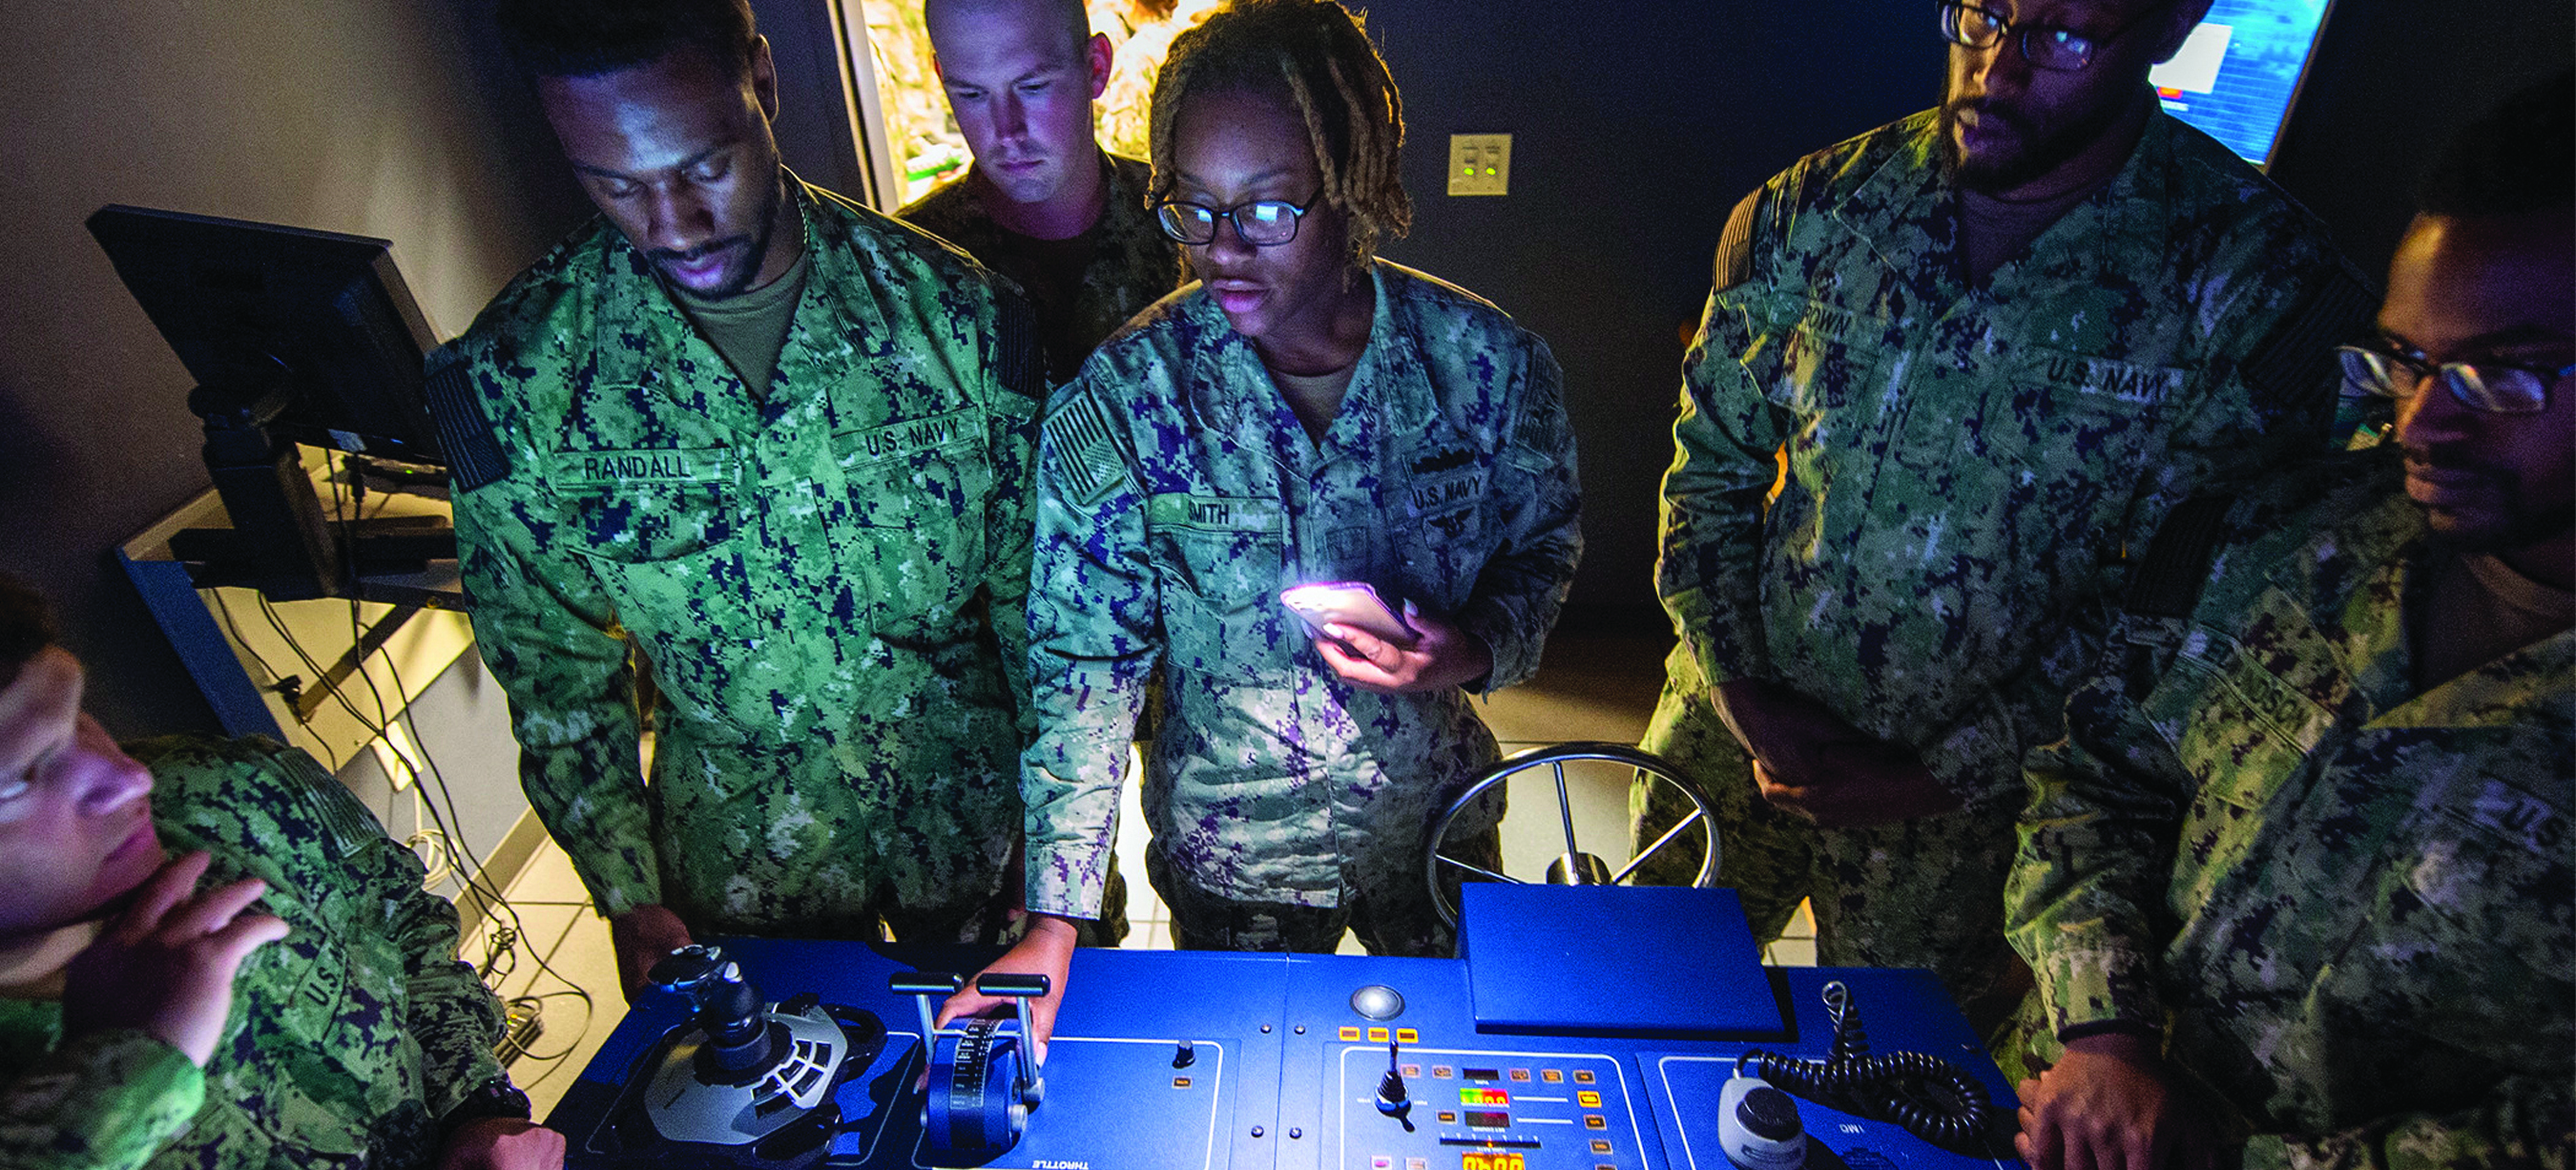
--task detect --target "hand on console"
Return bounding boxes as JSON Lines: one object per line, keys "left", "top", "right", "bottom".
{"left": 2014, "top": 1032, "right": 2217, "bottom": 1170}
{"left": 436, "top": 1117, "right": 567, "bottom": 1169}
{"left": 935, "top": 913, "right": 1077, "bottom": 1064}
{"left": 610, "top": 904, "right": 696, "bottom": 1003}
{"left": 61, "top": 850, "right": 289, "bottom": 1067}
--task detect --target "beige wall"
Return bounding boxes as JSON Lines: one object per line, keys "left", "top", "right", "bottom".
{"left": 0, "top": 0, "right": 586, "bottom": 733}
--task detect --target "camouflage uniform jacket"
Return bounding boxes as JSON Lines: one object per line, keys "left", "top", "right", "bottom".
{"left": 0, "top": 737, "right": 509, "bottom": 1169}
{"left": 900, "top": 151, "right": 1180, "bottom": 384}
{"left": 2007, "top": 449, "right": 2572, "bottom": 1166}
{"left": 1660, "top": 109, "right": 2366, "bottom": 804}
{"left": 441, "top": 178, "right": 1044, "bottom": 935}
{"left": 1023, "top": 261, "right": 1581, "bottom": 917}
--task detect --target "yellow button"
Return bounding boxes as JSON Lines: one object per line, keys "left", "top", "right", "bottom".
{"left": 1338, "top": 1026, "right": 1361, "bottom": 1041}
{"left": 1578, "top": 1090, "right": 1601, "bottom": 1107}
{"left": 1173, "top": 1076, "right": 1193, "bottom": 1088}
{"left": 1542, "top": 1069, "right": 1564, "bottom": 1082}
{"left": 1438, "top": 1111, "right": 1457, "bottom": 1123}
{"left": 1368, "top": 1027, "right": 1390, "bottom": 1042}
{"left": 1396, "top": 1028, "right": 1419, "bottom": 1043}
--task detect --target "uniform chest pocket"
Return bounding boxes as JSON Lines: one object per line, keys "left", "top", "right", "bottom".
{"left": 1398, "top": 460, "right": 1489, "bottom": 600}
{"left": 2390, "top": 758, "right": 2572, "bottom": 980}
{"left": 830, "top": 411, "right": 988, "bottom": 616}
{"left": 2316, "top": 748, "right": 2575, "bottom": 1057}
{"left": 552, "top": 448, "right": 740, "bottom": 564}
{"left": 833, "top": 410, "right": 987, "bottom": 526}
{"left": 1993, "top": 351, "right": 2186, "bottom": 488}
{"left": 1147, "top": 494, "right": 1285, "bottom": 609}
{"left": 1148, "top": 493, "right": 1292, "bottom": 682}
{"left": 236, "top": 930, "right": 389, "bottom": 1158}
{"left": 2167, "top": 617, "right": 2342, "bottom": 824}
{"left": 1747, "top": 305, "right": 1880, "bottom": 417}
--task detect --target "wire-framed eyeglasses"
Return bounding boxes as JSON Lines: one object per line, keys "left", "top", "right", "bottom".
{"left": 2338, "top": 344, "right": 2572, "bottom": 415}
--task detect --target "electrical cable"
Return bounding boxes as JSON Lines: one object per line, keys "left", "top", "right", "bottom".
{"left": 1735, "top": 981, "right": 1999, "bottom": 1150}
{"left": 245, "top": 459, "right": 599, "bottom": 1081}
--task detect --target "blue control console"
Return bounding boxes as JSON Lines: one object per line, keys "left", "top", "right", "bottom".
{"left": 547, "top": 890, "right": 2022, "bottom": 1169}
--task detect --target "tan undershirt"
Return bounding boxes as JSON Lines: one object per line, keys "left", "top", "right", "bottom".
{"left": 1961, "top": 183, "right": 2104, "bottom": 286}
{"left": 675, "top": 248, "right": 812, "bottom": 402}
{"left": 2414, "top": 551, "right": 2576, "bottom": 692}
{"left": 1269, "top": 362, "right": 1359, "bottom": 445}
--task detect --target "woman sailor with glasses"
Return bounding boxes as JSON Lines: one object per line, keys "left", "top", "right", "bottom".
{"left": 939, "top": 0, "right": 1581, "bottom": 1041}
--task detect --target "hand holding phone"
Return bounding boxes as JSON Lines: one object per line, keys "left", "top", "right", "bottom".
{"left": 1279, "top": 581, "right": 1416, "bottom": 643}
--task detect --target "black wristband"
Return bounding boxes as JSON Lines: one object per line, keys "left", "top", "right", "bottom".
{"left": 440, "top": 1074, "right": 533, "bottom": 1140}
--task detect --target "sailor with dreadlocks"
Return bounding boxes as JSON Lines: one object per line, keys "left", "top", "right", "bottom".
{"left": 939, "top": 0, "right": 1582, "bottom": 1046}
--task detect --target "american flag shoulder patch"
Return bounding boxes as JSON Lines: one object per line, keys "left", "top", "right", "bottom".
{"left": 1041, "top": 389, "right": 1132, "bottom": 505}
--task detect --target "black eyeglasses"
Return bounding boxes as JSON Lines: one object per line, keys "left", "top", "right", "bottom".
{"left": 1153, "top": 197, "right": 1314, "bottom": 246}
{"left": 2338, "top": 344, "right": 2572, "bottom": 415}
{"left": 1938, "top": 0, "right": 2178, "bottom": 72}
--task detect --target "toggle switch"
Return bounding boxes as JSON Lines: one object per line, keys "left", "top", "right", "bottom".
{"left": 1447, "top": 134, "right": 1512, "bottom": 197}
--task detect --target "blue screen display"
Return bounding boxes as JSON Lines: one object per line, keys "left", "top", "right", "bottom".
{"left": 2149, "top": 0, "right": 2336, "bottom": 166}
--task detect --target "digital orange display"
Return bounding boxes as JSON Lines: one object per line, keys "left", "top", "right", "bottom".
{"left": 1461, "top": 1154, "right": 1526, "bottom": 1170}
{"left": 1458, "top": 1087, "right": 1510, "bottom": 1106}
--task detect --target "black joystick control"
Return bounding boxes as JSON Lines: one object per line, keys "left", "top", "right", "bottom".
{"left": 652, "top": 946, "right": 784, "bottom": 1080}
{"left": 1375, "top": 1040, "right": 1409, "bottom": 1118}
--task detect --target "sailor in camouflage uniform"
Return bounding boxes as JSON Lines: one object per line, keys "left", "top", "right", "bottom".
{"left": 437, "top": 0, "right": 1046, "bottom": 993}
{"left": 2007, "top": 79, "right": 2573, "bottom": 1170}
{"left": 902, "top": 0, "right": 1178, "bottom": 384}
{"left": 0, "top": 580, "right": 558, "bottom": 1169}
{"left": 938, "top": 0, "right": 1577, "bottom": 1045}
{"left": 1636, "top": 0, "right": 2368, "bottom": 1038}
{"left": 1019, "top": 256, "right": 1578, "bottom": 946}
{"left": 904, "top": 153, "right": 1175, "bottom": 383}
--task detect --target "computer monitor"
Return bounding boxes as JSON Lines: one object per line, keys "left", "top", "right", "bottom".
{"left": 89, "top": 205, "right": 452, "bottom": 600}
{"left": 87, "top": 204, "right": 445, "bottom": 466}
{"left": 2150, "top": 0, "right": 2340, "bottom": 168}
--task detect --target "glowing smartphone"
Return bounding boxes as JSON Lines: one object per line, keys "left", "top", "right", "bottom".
{"left": 1279, "top": 581, "right": 1415, "bottom": 642}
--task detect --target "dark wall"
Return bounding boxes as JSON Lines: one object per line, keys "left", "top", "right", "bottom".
{"left": 1367, "top": 2, "right": 1941, "bottom": 631}
{"left": 2267, "top": 0, "right": 2573, "bottom": 280}
{"left": 0, "top": 0, "right": 585, "bottom": 737}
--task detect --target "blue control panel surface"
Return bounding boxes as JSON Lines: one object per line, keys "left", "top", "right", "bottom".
{"left": 549, "top": 940, "right": 2020, "bottom": 1168}
{"left": 1460, "top": 886, "right": 1781, "bottom": 1036}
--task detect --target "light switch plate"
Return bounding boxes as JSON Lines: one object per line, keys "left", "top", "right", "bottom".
{"left": 1447, "top": 133, "right": 1511, "bottom": 196}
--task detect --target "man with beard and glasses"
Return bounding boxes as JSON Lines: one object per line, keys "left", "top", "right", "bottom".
{"left": 2005, "top": 76, "right": 2572, "bottom": 1170}
{"left": 1633, "top": 0, "right": 2370, "bottom": 1051}
{"left": 434, "top": 0, "right": 1053, "bottom": 1000}
{"left": 902, "top": 0, "right": 1180, "bottom": 386}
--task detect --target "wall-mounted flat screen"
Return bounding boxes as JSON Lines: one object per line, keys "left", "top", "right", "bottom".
{"left": 2150, "top": 0, "right": 2337, "bottom": 167}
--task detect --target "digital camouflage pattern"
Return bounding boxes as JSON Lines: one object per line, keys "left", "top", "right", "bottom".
{"left": 1640, "top": 109, "right": 2367, "bottom": 1032}
{"left": 0, "top": 736, "right": 509, "bottom": 1170}
{"left": 2007, "top": 449, "right": 2573, "bottom": 1167}
{"left": 444, "top": 179, "right": 1042, "bottom": 942}
{"left": 1022, "top": 261, "right": 1580, "bottom": 948}
{"left": 901, "top": 153, "right": 1181, "bottom": 384}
